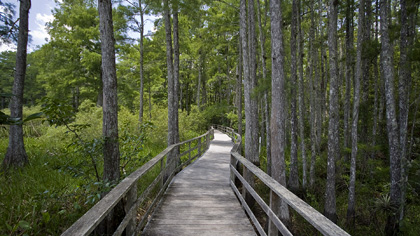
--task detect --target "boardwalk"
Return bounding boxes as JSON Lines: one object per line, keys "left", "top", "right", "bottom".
{"left": 142, "top": 130, "right": 256, "bottom": 236}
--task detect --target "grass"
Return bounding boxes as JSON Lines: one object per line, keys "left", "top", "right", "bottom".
{"left": 0, "top": 102, "right": 206, "bottom": 235}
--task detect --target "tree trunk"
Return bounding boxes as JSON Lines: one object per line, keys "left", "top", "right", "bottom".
{"left": 371, "top": 1, "right": 379, "bottom": 160}
{"left": 197, "top": 49, "right": 202, "bottom": 110}
{"left": 163, "top": 0, "right": 176, "bottom": 180}
{"left": 247, "top": 0, "right": 259, "bottom": 166}
{"left": 256, "top": 0, "right": 270, "bottom": 176}
{"left": 236, "top": 38, "right": 243, "bottom": 138}
{"left": 343, "top": 0, "right": 354, "bottom": 157}
{"left": 240, "top": 0, "right": 254, "bottom": 208}
{"left": 3, "top": 0, "right": 31, "bottom": 169}
{"left": 173, "top": 3, "right": 180, "bottom": 151}
{"left": 380, "top": 0, "right": 401, "bottom": 234}
{"left": 98, "top": 0, "right": 121, "bottom": 232}
{"left": 269, "top": 0, "right": 290, "bottom": 234}
{"left": 139, "top": 1, "right": 145, "bottom": 123}
{"left": 399, "top": 0, "right": 414, "bottom": 221}
{"left": 309, "top": 0, "right": 317, "bottom": 188}
{"left": 297, "top": 1, "right": 306, "bottom": 189}
{"left": 324, "top": 0, "right": 339, "bottom": 223}
{"left": 288, "top": 0, "right": 299, "bottom": 194}
{"left": 347, "top": 0, "right": 365, "bottom": 225}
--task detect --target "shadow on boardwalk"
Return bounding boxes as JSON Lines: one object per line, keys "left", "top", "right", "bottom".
{"left": 142, "top": 130, "right": 256, "bottom": 236}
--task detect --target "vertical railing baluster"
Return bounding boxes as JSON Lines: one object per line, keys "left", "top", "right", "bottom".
{"left": 188, "top": 141, "right": 191, "bottom": 162}
{"left": 198, "top": 137, "right": 201, "bottom": 157}
{"left": 125, "top": 184, "right": 137, "bottom": 236}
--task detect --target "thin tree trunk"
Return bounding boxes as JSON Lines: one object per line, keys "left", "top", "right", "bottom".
{"left": 344, "top": 0, "right": 354, "bottom": 157}
{"left": 347, "top": 0, "right": 365, "bottom": 225}
{"left": 371, "top": 1, "right": 379, "bottom": 160}
{"left": 269, "top": 0, "right": 290, "bottom": 234}
{"left": 173, "top": 4, "right": 180, "bottom": 153}
{"left": 288, "top": 0, "right": 299, "bottom": 194}
{"left": 197, "top": 50, "right": 202, "bottom": 110}
{"left": 399, "top": 0, "right": 414, "bottom": 222}
{"left": 139, "top": 1, "right": 145, "bottom": 123}
{"left": 380, "top": 0, "right": 401, "bottom": 234}
{"left": 256, "top": 0, "right": 270, "bottom": 176}
{"left": 236, "top": 38, "right": 243, "bottom": 138}
{"left": 309, "top": 0, "right": 317, "bottom": 188}
{"left": 3, "top": 0, "right": 31, "bottom": 169}
{"left": 324, "top": 0, "right": 339, "bottom": 223}
{"left": 359, "top": 0, "right": 371, "bottom": 146}
{"left": 297, "top": 1, "right": 307, "bottom": 189}
{"left": 316, "top": 0, "right": 323, "bottom": 150}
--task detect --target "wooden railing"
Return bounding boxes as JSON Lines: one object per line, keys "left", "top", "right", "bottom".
{"left": 62, "top": 128, "right": 214, "bottom": 236}
{"left": 216, "top": 125, "right": 350, "bottom": 236}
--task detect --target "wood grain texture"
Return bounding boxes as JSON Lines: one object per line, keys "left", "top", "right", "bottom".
{"left": 142, "top": 130, "right": 256, "bottom": 236}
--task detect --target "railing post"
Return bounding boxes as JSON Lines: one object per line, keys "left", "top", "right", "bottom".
{"left": 125, "top": 184, "right": 137, "bottom": 236}
{"left": 230, "top": 153, "right": 236, "bottom": 184}
{"left": 161, "top": 157, "right": 164, "bottom": 187}
{"left": 188, "top": 141, "right": 191, "bottom": 161}
{"left": 198, "top": 137, "right": 201, "bottom": 156}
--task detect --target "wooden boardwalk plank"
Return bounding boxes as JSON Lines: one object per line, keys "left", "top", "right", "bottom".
{"left": 142, "top": 130, "right": 256, "bottom": 235}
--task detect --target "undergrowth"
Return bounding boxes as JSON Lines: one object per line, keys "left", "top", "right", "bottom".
{"left": 0, "top": 101, "right": 206, "bottom": 235}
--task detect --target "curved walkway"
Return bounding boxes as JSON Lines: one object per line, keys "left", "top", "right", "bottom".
{"left": 142, "top": 130, "right": 256, "bottom": 236}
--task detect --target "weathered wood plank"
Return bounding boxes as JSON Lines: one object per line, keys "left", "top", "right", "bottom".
{"left": 142, "top": 130, "right": 256, "bottom": 235}
{"left": 143, "top": 225, "right": 256, "bottom": 236}
{"left": 149, "top": 218, "right": 251, "bottom": 225}
{"left": 152, "top": 209, "right": 248, "bottom": 220}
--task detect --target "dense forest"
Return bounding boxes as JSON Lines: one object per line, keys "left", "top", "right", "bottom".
{"left": 1, "top": 0, "right": 419, "bottom": 235}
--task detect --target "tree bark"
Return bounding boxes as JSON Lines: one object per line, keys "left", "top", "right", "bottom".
{"left": 269, "top": 0, "right": 290, "bottom": 234}
{"left": 343, "top": 0, "right": 354, "bottom": 157}
{"left": 324, "top": 0, "right": 339, "bottom": 223}
{"left": 163, "top": 0, "right": 177, "bottom": 180}
{"left": 3, "top": 0, "right": 31, "bottom": 169}
{"left": 98, "top": 0, "right": 121, "bottom": 232}
{"left": 288, "top": 0, "right": 299, "bottom": 194}
{"left": 236, "top": 38, "right": 243, "bottom": 138}
{"left": 139, "top": 1, "right": 145, "bottom": 123}
{"left": 99, "top": 0, "right": 120, "bottom": 183}
{"left": 347, "top": 0, "right": 365, "bottom": 225}
{"left": 247, "top": 0, "right": 259, "bottom": 166}
{"left": 297, "top": 1, "right": 306, "bottom": 189}
{"left": 380, "top": 0, "right": 401, "bottom": 234}
{"left": 197, "top": 49, "right": 202, "bottom": 110}
{"left": 399, "top": 0, "right": 414, "bottom": 222}
{"left": 240, "top": 0, "right": 255, "bottom": 208}
{"left": 309, "top": 0, "right": 317, "bottom": 188}
{"left": 256, "top": 0, "right": 270, "bottom": 176}
{"left": 371, "top": 0, "right": 379, "bottom": 160}
{"left": 173, "top": 3, "right": 180, "bottom": 150}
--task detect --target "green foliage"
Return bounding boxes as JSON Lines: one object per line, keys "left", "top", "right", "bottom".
{"left": 40, "top": 97, "right": 76, "bottom": 127}
{"left": 202, "top": 102, "right": 231, "bottom": 126}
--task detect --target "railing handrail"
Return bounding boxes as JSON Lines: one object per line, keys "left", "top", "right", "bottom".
{"left": 62, "top": 128, "right": 214, "bottom": 236}
{"left": 216, "top": 124, "right": 350, "bottom": 236}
